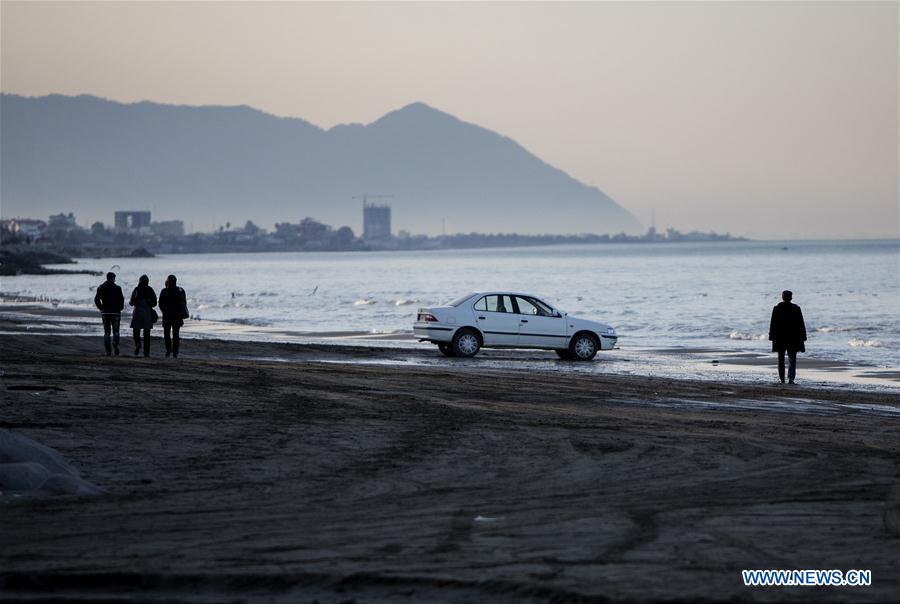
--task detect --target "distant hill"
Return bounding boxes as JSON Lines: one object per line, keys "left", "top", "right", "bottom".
{"left": 0, "top": 94, "right": 642, "bottom": 235}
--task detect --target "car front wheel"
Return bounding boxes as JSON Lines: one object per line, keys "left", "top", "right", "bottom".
{"left": 569, "top": 332, "right": 598, "bottom": 361}
{"left": 452, "top": 328, "right": 481, "bottom": 358}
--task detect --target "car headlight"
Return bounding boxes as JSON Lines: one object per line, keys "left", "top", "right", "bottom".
{"left": 606, "top": 328, "right": 616, "bottom": 335}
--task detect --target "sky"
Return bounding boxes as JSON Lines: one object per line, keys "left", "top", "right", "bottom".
{"left": 1, "top": 1, "right": 898, "bottom": 239}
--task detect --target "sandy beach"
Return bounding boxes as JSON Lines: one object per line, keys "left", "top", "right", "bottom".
{"left": 3, "top": 0, "right": 897, "bottom": 599}
{"left": 2, "top": 313, "right": 899, "bottom": 603}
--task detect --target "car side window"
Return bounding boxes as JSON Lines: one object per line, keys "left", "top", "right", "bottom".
{"left": 476, "top": 295, "right": 510, "bottom": 313}
{"left": 515, "top": 296, "right": 554, "bottom": 317}
{"left": 528, "top": 297, "right": 555, "bottom": 317}
{"left": 514, "top": 296, "right": 539, "bottom": 315}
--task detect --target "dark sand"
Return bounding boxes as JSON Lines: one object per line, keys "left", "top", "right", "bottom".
{"left": 2, "top": 332, "right": 899, "bottom": 603}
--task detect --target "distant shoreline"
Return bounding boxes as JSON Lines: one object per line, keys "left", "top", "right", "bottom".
{"left": 1, "top": 228, "right": 748, "bottom": 260}
{"left": 13, "top": 231, "right": 899, "bottom": 259}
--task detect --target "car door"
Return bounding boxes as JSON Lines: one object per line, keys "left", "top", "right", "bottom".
{"left": 513, "top": 296, "right": 568, "bottom": 348}
{"left": 473, "top": 294, "right": 520, "bottom": 346}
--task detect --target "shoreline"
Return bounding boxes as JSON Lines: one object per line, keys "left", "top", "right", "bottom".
{"left": 2, "top": 300, "right": 898, "bottom": 391}
{"left": 0, "top": 235, "right": 753, "bottom": 262}
{"left": 1, "top": 331, "right": 899, "bottom": 602}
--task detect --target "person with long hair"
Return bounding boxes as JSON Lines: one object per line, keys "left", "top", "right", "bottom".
{"left": 129, "top": 274, "right": 158, "bottom": 357}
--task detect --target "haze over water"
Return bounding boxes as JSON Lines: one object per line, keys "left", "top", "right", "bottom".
{"left": 3, "top": 240, "right": 897, "bottom": 368}
{"left": 2, "top": 2, "right": 897, "bottom": 239}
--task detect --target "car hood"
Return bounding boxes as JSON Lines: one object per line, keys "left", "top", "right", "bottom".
{"left": 567, "top": 314, "right": 616, "bottom": 336}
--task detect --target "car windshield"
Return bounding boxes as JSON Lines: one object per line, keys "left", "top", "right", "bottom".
{"left": 448, "top": 293, "right": 476, "bottom": 307}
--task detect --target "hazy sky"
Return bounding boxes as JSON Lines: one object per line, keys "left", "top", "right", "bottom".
{"left": 2, "top": 1, "right": 898, "bottom": 238}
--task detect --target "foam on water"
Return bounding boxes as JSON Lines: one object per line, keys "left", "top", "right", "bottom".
{"left": 729, "top": 331, "right": 767, "bottom": 341}
{"left": 848, "top": 338, "right": 885, "bottom": 348}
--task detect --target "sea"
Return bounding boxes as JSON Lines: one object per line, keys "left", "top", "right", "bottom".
{"left": 2, "top": 239, "right": 898, "bottom": 371}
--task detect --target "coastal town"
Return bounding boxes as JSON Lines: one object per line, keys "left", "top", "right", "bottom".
{"left": 1, "top": 202, "right": 740, "bottom": 274}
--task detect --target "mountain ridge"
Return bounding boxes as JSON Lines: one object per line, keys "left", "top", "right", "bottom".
{"left": 0, "top": 93, "right": 642, "bottom": 235}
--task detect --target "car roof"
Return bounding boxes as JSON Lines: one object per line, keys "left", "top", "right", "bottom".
{"left": 469, "top": 291, "right": 548, "bottom": 298}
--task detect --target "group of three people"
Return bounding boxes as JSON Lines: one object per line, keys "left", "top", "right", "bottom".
{"left": 93, "top": 276, "right": 807, "bottom": 383}
{"left": 94, "top": 272, "right": 188, "bottom": 357}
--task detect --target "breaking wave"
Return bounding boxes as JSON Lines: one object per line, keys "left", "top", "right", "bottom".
{"left": 353, "top": 299, "right": 377, "bottom": 306}
{"left": 196, "top": 302, "right": 251, "bottom": 310}
{"left": 728, "top": 331, "right": 767, "bottom": 341}
{"left": 848, "top": 338, "right": 884, "bottom": 348}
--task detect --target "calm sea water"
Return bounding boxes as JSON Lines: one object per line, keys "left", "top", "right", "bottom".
{"left": 2, "top": 240, "right": 898, "bottom": 367}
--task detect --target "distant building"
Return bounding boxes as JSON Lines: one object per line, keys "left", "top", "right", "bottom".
{"left": 275, "top": 217, "right": 331, "bottom": 242}
{"left": 7, "top": 218, "right": 47, "bottom": 239}
{"left": 114, "top": 211, "right": 152, "bottom": 233}
{"left": 150, "top": 220, "right": 185, "bottom": 238}
{"left": 48, "top": 212, "right": 77, "bottom": 229}
{"left": 363, "top": 203, "right": 391, "bottom": 241}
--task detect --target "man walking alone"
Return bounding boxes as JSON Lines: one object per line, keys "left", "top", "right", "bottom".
{"left": 769, "top": 290, "right": 807, "bottom": 384}
{"left": 94, "top": 272, "right": 124, "bottom": 356}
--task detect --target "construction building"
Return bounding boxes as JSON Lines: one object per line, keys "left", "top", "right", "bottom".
{"left": 363, "top": 203, "right": 391, "bottom": 241}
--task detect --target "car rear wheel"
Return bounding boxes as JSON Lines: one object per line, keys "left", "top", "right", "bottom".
{"left": 569, "top": 332, "right": 598, "bottom": 361}
{"left": 555, "top": 349, "right": 572, "bottom": 360}
{"left": 438, "top": 343, "right": 456, "bottom": 357}
{"left": 452, "top": 328, "right": 481, "bottom": 358}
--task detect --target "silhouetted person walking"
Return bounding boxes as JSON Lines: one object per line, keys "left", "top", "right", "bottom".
{"left": 159, "top": 274, "right": 188, "bottom": 358}
{"left": 94, "top": 272, "right": 124, "bottom": 356}
{"left": 769, "top": 290, "right": 807, "bottom": 384}
{"left": 129, "top": 274, "right": 158, "bottom": 357}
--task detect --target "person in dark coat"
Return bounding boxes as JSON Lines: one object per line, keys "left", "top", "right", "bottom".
{"left": 129, "top": 274, "right": 158, "bottom": 357}
{"left": 94, "top": 272, "right": 124, "bottom": 356}
{"left": 158, "top": 274, "right": 188, "bottom": 358}
{"left": 769, "top": 290, "right": 807, "bottom": 384}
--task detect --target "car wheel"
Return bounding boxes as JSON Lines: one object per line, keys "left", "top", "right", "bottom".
{"left": 569, "top": 332, "right": 598, "bottom": 361}
{"left": 438, "top": 343, "right": 456, "bottom": 357}
{"left": 555, "top": 349, "right": 572, "bottom": 360}
{"left": 452, "top": 328, "right": 481, "bottom": 358}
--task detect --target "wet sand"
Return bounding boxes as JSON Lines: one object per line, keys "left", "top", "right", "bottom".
{"left": 3, "top": 300, "right": 899, "bottom": 388}
{"left": 2, "top": 330, "right": 900, "bottom": 602}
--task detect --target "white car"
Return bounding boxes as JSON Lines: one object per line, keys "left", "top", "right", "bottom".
{"left": 413, "top": 292, "right": 617, "bottom": 360}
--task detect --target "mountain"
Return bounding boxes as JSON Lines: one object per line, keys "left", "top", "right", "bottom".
{"left": 0, "top": 94, "right": 641, "bottom": 235}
